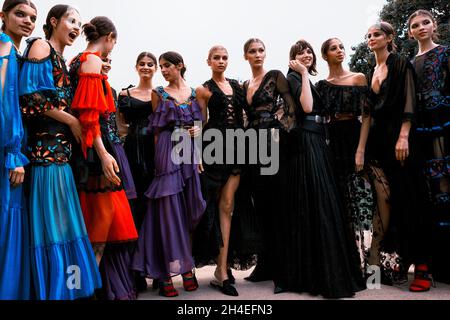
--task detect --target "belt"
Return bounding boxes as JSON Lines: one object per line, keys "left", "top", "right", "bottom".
{"left": 304, "top": 115, "right": 331, "bottom": 124}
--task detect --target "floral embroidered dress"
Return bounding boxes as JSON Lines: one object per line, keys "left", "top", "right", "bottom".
{"left": 412, "top": 45, "right": 449, "bottom": 206}
{"left": 19, "top": 39, "right": 101, "bottom": 300}
{"left": 0, "top": 33, "right": 30, "bottom": 300}
{"left": 132, "top": 86, "right": 206, "bottom": 280}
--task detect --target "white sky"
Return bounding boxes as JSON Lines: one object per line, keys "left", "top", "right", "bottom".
{"left": 27, "top": 0, "right": 386, "bottom": 90}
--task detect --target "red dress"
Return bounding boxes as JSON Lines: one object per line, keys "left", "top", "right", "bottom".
{"left": 70, "top": 52, "right": 138, "bottom": 244}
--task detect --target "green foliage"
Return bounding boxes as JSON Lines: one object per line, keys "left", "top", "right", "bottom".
{"left": 349, "top": 0, "right": 450, "bottom": 74}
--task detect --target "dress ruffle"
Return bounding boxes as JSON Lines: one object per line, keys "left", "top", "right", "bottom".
{"left": 4, "top": 150, "right": 29, "bottom": 170}
{"left": 72, "top": 73, "right": 114, "bottom": 156}
{"left": 18, "top": 58, "right": 55, "bottom": 96}
{"left": 149, "top": 89, "right": 204, "bottom": 130}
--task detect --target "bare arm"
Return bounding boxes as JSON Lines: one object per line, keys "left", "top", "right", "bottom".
{"left": 354, "top": 73, "right": 371, "bottom": 172}
{"left": 195, "top": 86, "right": 210, "bottom": 125}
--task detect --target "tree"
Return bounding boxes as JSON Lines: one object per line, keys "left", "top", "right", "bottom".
{"left": 349, "top": 0, "right": 450, "bottom": 74}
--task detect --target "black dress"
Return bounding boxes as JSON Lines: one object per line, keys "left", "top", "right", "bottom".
{"left": 273, "top": 70, "right": 365, "bottom": 298}
{"left": 192, "top": 79, "right": 260, "bottom": 270}
{"left": 316, "top": 81, "right": 375, "bottom": 274}
{"left": 118, "top": 92, "right": 155, "bottom": 230}
{"left": 367, "top": 53, "right": 431, "bottom": 271}
{"left": 242, "top": 70, "right": 296, "bottom": 278}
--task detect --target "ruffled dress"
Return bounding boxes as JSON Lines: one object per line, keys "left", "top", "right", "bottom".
{"left": 0, "top": 33, "right": 31, "bottom": 300}
{"left": 18, "top": 39, "right": 101, "bottom": 300}
{"left": 132, "top": 86, "right": 206, "bottom": 280}
{"left": 69, "top": 51, "right": 138, "bottom": 300}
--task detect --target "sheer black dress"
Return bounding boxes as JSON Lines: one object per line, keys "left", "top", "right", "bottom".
{"left": 118, "top": 91, "right": 155, "bottom": 230}
{"left": 242, "top": 70, "right": 296, "bottom": 279}
{"left": 273, "top": 70, "right": 365, "bottom": 298}
{"left": 367, "top": 53, "right": 432, "bottom": 274}
{"left": 316, "top": 81, "right": 374, "bottom": 274}
{"left": 192, "top": 79, "right": 260, "bottom": 270}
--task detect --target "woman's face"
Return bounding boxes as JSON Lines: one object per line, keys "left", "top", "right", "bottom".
{"left": 409, "top": 14, "right": 436, "bottom": 42}
{"left": 1, "top": 3, "right": 37, "bottom": 38}
{"left": 244, "top": 42, "right": 266, "bottom": 68}
{"left": 136, "top": 56, "right": 157, "bottom": 80}
{"left": 101, "top": 53, "right": 112, "bottom": 75}
{"left": 295, "top": 47, "right": 314, "bottom": 69}
{"left": 159, "top": 58, "right": 181, "bottom": 82}
{"left": 325, "top": 39, "right": 345, "bottom": 64}
{"left": 208, "top": 48, "right": 228, "bottom": 73}
{"left": 52, "top": 9, "right": 81, "bottom": 46}
{"left": 366, "top": 26, "right": 390, "bottom": 51}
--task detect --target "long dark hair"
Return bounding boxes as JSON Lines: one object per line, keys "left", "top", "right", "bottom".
{"left": 1, "top": 0, "right": 36, "bottom": 31}
{"left": 82, "top": 16, "right": 117, "bottom": 43}
{"left": 43, "top": 5, "right": 78, "bottom": 40}
{"left": 159, "top": 51, "right": 186, "bottom": 78}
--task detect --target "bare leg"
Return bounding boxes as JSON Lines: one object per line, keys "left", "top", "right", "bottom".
{"left": 214, "top": 175, "right": 240, "bottom": 282}
{"left": 368, "top": 166, "right": 391, "bottom": 267}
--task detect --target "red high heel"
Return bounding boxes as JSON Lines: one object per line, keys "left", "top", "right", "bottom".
{"left": 182, "top": 271, "right": 199, "bottom": 292}
{"left": 409, "top": 264, "right": 435, "bottom": 292}
{"left": 159, "top": 279, "right": 179, "bottom": 297}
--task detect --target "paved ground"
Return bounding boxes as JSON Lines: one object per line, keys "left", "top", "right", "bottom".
{"left": 138, "top": 266, "right": 450, "bottom": 300}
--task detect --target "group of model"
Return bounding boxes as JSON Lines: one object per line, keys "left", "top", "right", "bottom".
{"left": 0, "top": 0, "right": 448, "bottom": 300}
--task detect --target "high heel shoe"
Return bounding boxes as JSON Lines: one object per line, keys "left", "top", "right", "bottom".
{"left": 409, "top": 264, "right": 436, "bottom": 292}
{"left": 182, "top": 271, "right": 199, "bottom": 292}
{"left": 159, "top": 279, "right": 179, "bottom": 298}
{"left": 210, "top": 277, "right": 239, "bottom": 297}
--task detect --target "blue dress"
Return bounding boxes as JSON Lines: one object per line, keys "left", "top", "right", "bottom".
{"left": 0, "top": 33, "right": 31, "bottom": 300}
{"left": 19, "top": 39, "right": 101, "bottom": 300}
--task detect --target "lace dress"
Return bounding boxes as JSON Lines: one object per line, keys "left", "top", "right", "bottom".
{"left": 367, "top": 53, "right": 432, "bottom": 276}
{"left": 242, "top": 70, "right": 296, "bottom": 278}
{"left": 192, "top": 78, "right": 260, "bottom": 270}
{"left": 316, "top": 81, "right": 375, "bottom": 275}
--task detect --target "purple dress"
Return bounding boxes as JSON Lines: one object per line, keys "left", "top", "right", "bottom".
{"left": 132, "top": 86, "right": 206, "bottom": 280}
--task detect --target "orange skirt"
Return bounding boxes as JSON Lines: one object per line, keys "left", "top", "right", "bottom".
{"left": 79, "top": 190, "right": 138, "bottom": 244}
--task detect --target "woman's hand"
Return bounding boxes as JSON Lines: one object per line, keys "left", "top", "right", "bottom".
{"left": 9, "top": 167, "right": 25, "bottom": 187}
{"left": 289, "top": 60, "right": 308, "bottom": 75}
{"left": 188, "top": 126, "right": 201, "bottom": 138}
{"left": 355, "top": 150, "right": 365, "bottom": 172}
{"left": 100, "top": 152, "right": 121, "bottom": 186}
{"left": 198, "top": 163, "right": 204, "bottom": 174}
{"left": 68, "top": 116, "right": 83, "bottom": 145}
{"left": 395, "top": 136, "right": 409, "bottom": 164}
